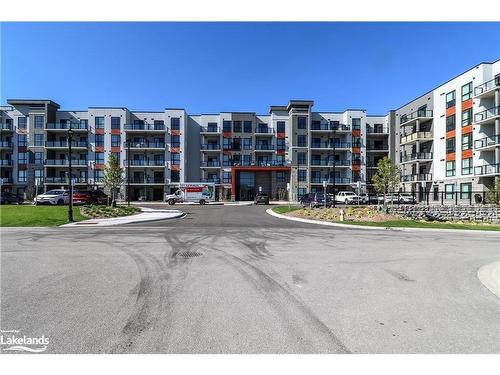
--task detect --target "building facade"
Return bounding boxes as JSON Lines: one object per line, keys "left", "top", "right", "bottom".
{"left": 1, "top": 60, "right": 498, "bottom": 202}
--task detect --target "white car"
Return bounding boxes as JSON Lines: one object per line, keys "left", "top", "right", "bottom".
{"left": 34, "top": 189, "right": 69, "bottom": 205}
{"left": 335, "top": 191, "right": 361, "bottom": 204}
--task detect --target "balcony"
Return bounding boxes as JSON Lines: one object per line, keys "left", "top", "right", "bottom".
{"left": 310, "top": 159, "right": 351, "bottom": 167}
{"left": 45, "top": 123, "right": 88, "bottom": 131}
{"left": 45, "top": 159, "right": 88, "bottom": 166}
{"left": 253, "top": 160, "right": 289, "bottom": 167}
{"left": 0, "top": 124, "right": 13, "bottom": 131}
{"left": 0, "top": 159, "right": 12, "bottom": 167}
{"left": 200, "top": 126, "right": 221, "bottom": 133}
{"left": 366, "top": 144, "right": 389, "bottom": 152}
{"left": 124, "top": 160, "right": 166, "bottom": 167}
{"left": 474, "top": 134, "right": 500, "bottom": 151}
{"left": 400, "top": 152, "right": 433, "bottom": 163}
{"left": 255, "top": 128, "right": 274, "bottom": 134}
{"left": 474, "top": 76, "right": 500, "bottom": 98}
{"left": 399, "top": 110, "right": 433, "bottom": 126}
{"left": 0, "top": 177, "right": 13, "bottom": 184}
{"left": 0, "top": 141, "right": 13, "bottom": 149}
{"left": 311, "top": 177, "right": 351, "bottom": 184}
{"left": 311, "top": 123, "right": 350, "bottom": 132}
{"left": 201, "top": 161, "right": 221, "bottom": 168}
{"left": 474, "top": 106, "right": 500, "bottom": 125}
{"left": 45, "top": 141, "right": 88, "bottom": 149}
{"left": 126, "top": 141, "right": 165, "bottom": 149}
{"left": 201, "top": 177, "right": 221, "bottom": 184}
{"left": 128, "top": 178, "right": 166, "bottom": 184}
{"left": 366, "top": 127, "right": 389, "bottom": 134}
{"left": 474, "top": 163, "right": 500, "bottom": 177}
{"left": 201, "top": 143, "right": 221, "bottom": 151}
{"left": 254, "top": 144, "right": 275, "bottom": 151}
{"left": 401, "top": 173, "right": 433, "bottom": 182}
{"left": 310, "top": 142, "right": 351, "bottom": 149}
{"left": 45, "top": 177, "right": 88, "bottom": 184}
{"left": 124, "top": 124, "right": 166, "bottom": 132}
{"left": 400, "top": 131, "right": 433, "bottom": 145}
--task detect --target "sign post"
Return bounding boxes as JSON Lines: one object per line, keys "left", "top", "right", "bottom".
{"left": 34, "top": 178, "right": 39, "bottom": 206}
{"left": 357, "top": 180, "right": 361, "bottom": 206}
{"left": 287, "top": 182, "right": 290, "bottom": 208}
{"left": 323, "top": 180, "right": 327, "bottom": 209}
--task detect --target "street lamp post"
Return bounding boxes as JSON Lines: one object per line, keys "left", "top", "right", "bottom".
{"left": 127, "top": 138, "right": 131, "bottom": 206}
{"left": 67, "top": 128, "right": 74, "bottom": 222}
{"left": 332, "top": 127, "right": 336, "bottom": 208}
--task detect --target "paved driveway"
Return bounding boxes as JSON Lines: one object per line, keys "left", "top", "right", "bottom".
{"left": 1, "top": 205, "right": 499, "bottom": 353}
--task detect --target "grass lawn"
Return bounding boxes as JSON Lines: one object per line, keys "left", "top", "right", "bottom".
{"left": 272, "top": 205, "right": 303, "bottom": 215}
{"left": 0, "top": 205, "right": 85, "bottom": 227}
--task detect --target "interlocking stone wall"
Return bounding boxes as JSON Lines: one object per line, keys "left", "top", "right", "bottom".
{"left": 389, "top": 205, "right": 500, "bottom": 223}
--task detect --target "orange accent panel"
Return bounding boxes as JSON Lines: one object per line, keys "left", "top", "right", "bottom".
{"left": 111, "top": 129, "right": 121, "bottom": 135}
{"left": 446, "top": 107, "right": 456, "bottom": 117}
{"left": 223, "top": 150, "right": 232, "bottom": 155}
{"left": 446, "top": 129, "right": 455, "bottom": 139}
{"left": 462, "top": 125, "right": 473, "bottom": 134}
{"left": 352, "top": 164, "right": 361, "bottom": 172}
{"left": 223, "top": 132, "right": 232, "bottom": 138}
{"left": 446, "top": 153, "right": 456, "bottom": 161}
{"left": 170, "top": 165, "right": 180, "bottom": 171}
{"left": 461, "top": 98, "right": 473, "bottom": 110}
{"left": 95, "top": 164, "right": 105, "bottom": 170}
{"left": 276, "top": 150, "right": 285, "bottom": 155}
{"left": 170, "top": 147, "right": 180, "bottom": 153}
{"left": 95, "top": 129, "right": 105, "bottom": 135}
{"left": 352, "top": 147, "right": 361, "bottom": 154}
{"left": 171, "top": 130, "right": 181, "bottom": 136}
{"left": 352, "top": 130, "right": 361, "bottom": 137}
{"left": 95, "top": 146, "right": 104, "bottom": 152}
{"left": 277, "top": 132, "right": 286, "bottom": 139}
{"left": 111, "top": 147, "right": 121, "bottom": 153}
{"left": 462, "top": 149, "right": 472, "bottom": 159}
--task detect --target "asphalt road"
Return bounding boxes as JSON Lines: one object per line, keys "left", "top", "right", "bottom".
{"left": 1, "top": 205, "right": 499, "bottom": 353}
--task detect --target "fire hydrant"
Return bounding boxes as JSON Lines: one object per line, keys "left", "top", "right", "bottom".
{"left": 339, "top": 209, "right": 345, "bottom": 222}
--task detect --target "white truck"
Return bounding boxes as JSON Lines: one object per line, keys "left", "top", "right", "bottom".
{"left": 165, "top": 183, "right": 216, "bottom": 205}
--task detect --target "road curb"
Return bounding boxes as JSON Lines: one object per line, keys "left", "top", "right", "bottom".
{"left": 266, "top": 208, "right": 500, "bottom": 234}
{"left": 478, "top": 261, "right": 500, "bottom": 298}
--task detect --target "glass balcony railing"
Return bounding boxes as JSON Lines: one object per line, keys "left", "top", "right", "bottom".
{"left": 45, "top": 177, "right": 88, "bottom": 184}
{"left": 474, "top": 134, "right": 500, "bottom": 149}
{"left": 201, "top": 178, "right": 221, "bottom": 184}
{"left": 255, "top": 128, "right": 274, "bottom": 134}
{"left": 0, "top": 177, "right": 13, "bottom": 183}
{"left": 366, "top": 144, "right": 389, "bottom": 151}
{"left": 0, "top": 159, "right": 12, "bottom": 166}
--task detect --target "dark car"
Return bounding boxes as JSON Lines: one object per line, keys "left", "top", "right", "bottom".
{"left": 0, "top": 192, "right": 24, "bottom": 205}
{"left": 73, "top": 189, "right": 108, "bottom": 205}
{"left": 254, "top": 192, "right": 270, "bottom": 205}
{"left": 300, "top": 192, "right": 332, "bottom": 208}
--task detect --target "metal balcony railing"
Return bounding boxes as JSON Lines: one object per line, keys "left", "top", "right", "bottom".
{"left": 0, "top": 159, "right": 12, "bottom": 166}
{"left": 311, "top": 177, "right": 351, "bottom": 184}
{"left": 201, "top": 143, "right": 221, "bottom": 150}
{"left": 400, "top": 152, "right": 433, "bottom": 163}
{"left": 401, "top": 173, "right": 433, "bottom": 182}
{"left": 474, "top": 134, "right": 500, "bottom": 149}
{"left": 0, "top": 177, "right": 13, "bottom": 183}
{"left": 45, "top": 177, "right": 88, "bottom": 184}
{"left": 201, "top": 161, "right": 221, "bottom": 167}
{"left": 474, "top": 76, "right": 500, "bottom": 96}
{"left": 255, "top": 128, "right": 274, "bottom": 134}
{"left": 474, "top": 106, "right": 500, "bottom": 124}
{"left": 201, "top": 178, "right": 221, "bottom": 184}
{"left": 255, "top": 144, "right": 275, "bottom": 150}
{"left": 124, "top": 124, "right": 166, "bottom": 131}
{"left": 126, "top": 142, "right": 165, "bottom": 148}
{"left": 200, "top": 126, "right": 220, "bottom": 133}
{"left": 366, "top": 144, "right": 389, "bottom": 151}
{"left": 45, "top": 159, "right": 88, "bottom": 166}
{"left": 0, "top": 141, "right": 13, "bottom": 148}
{"left": 311, "top": 123, "right": 350, "bottom": 131}
{"left": 474, "top": 163, "right": 500, "bottom": 176}
{"left": 311, "top": 142, "right": 351, "bottom": 149}
{"left": 400, "top": 110, "right": 433, "bottom": 125}
{"left": 366, "top": 127, "right": 388, "bottom": 134}
{"left": 45, "top": 141, "right": 88, "bottom": 148}
{"left": 0, "top": 123, "right": 13, "bottom": 131}
{"left": 310, "top": 159, "right": 351, "bottom": 166}
{"left": 124, "top": 160, "right": 166, "bottom": 166}
{"left": 46, "top": 123, "right": 88, "bottom": 130}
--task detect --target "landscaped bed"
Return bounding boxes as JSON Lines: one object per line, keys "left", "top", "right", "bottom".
{"left": 80, "top": 204, "right": 141, "bottom": 219}
{"left": 273, "top": 206, "right": 500, "bottom": 231}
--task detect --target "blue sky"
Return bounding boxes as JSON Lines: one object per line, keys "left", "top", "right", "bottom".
{"left": 1, "top": 22, "right": 499, "bottom": 114}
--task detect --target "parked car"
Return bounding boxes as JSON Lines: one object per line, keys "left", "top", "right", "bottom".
{"left": 398, "top": 193, "right": 417, "bottom": 204}
{"left": 73, "top": 189, "right": 109, "bottom": 205}
{"left": 300, "top": 192, "right": 332, "bottom": 208}
{"left": 335, "top": 191, "right": 361, "bottom": 204}
{"left": 0, "top": 192, "right": 24, "bottom": 205}
{"left": 34, "top": 189, "right": 69, "bottom": 205}
{"left": 254, "top": 192, "right": 270, "bottom": 205}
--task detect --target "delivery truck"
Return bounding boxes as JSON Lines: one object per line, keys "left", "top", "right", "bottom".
{"left": 165, "top": 183, "right": 216, "bottom": 205}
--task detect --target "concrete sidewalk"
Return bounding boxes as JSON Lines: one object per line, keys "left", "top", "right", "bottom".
{"left": 61, "top": 207, "right": 184, "bottom": 227}
{"left": 478, "top": 261, "right": 500, "bottom": 298}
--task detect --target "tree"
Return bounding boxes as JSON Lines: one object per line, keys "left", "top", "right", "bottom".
{"left": 103, "top": 154, "right": 124, "bottom": 206}
{"left": 485, "top": 178, "right": 500, "bottom": 205}
{"left": 371, "top": 156, "right": 400, "bottom": 207}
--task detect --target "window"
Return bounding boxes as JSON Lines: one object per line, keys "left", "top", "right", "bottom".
{"left": 34, "top": 134, "right": 44, "bottom": 146}
{"left": 446, "top": 161, "right": 456, "bottom": 177}
{"left": 352, "top": 118, "right": 361, "bottom": 130}
{"left": 111, "top": 135, "right": 121, "bottom": 147}
{"left": 462, "top": 133, "right": 472, "bottom": 150}
{"left": 460, "top": 182, "right": 472, "bottom": 199}
{"left": 445, "top": 184, "right": 454, "bottom": 200}
{"left": 171, "top": 135, "right": 180, "bottom": 148}
{"left": 18, "top": 170, "right": 27, "bottom": 182}
{"left": 276, "top": 155, "right": 285, "bottom": 165}
{"left": 95, "top": 117, "right": 105, "bottom": 129}
{"left": 223, "top": 137, "right": 232, "bottom": 149}
{"left": 461, "top": 108, "right": 472, "bottom": 127}
{"left": 18, "top": 117, "right": 27, "bottom": 129}
{"left": 222, "top": 171, "right": 231, "bottom": 184}
{"left": 170, "top": 171, "right": 180, "bottom": 182}
{"left": 243, "top": 138, "right": 252, "bottom": 150}
{"left": 462, "top": 157, "right": 473, "bottom": 175}
{"left": 34, "top": 115, "right": 44, "bottom": 128}
{"left": 111, "top": 117, "right": 121, "bottom": 129}
{"left": 298, "top": 188, "right": 306, "bottom": 199}
{"left": 170, "top": 117, "right": 180, "bottom": 130}
{"left": 446, "top": 115, "right": 455, "bottom": 132}
{"left": 298, "top": 169, "right": 307, "bottom": 182}
{"left": 297, "top": 135, "right": 307, "bottom": 147}
{"left": 243, "top": 121, "right": 252, "bottom": 133}
{"left": 461, "top": 82, "right": 472, "bottom": 102}
{"left": 223, "top": 120, "right": 232, "bottom": 132}
{"left": 297, "top": 117, "right": 307, "bottom": 129}
{"left": 80, "top": 119, "right": 88, "bottom": 128}
{"left": 297, "top": 152, "right": 306, "bottom": 165}
{"left": 352, "top": 137, "right": 361, "bottom": 148}
{"left": 277, "top": 138, "right": 286, "bottom": 150}
{"left": 35, "top": 152, "right": 43, "bottom": 164}
{"left": 34, "top": 169, "right": 44, "bottom": 182}
{"left": 446, "top": 137, "right": 455, "bottom": 154}
{"left": 95, "top": 152, "right": 105, "bottom": 164}
{"left": 446, "top": 91, "right": 456, "bottom": 109}
{"left": 18, "top": 152, "right": 27, "bottom": 164}
{"left": 171, "top": 153, "right": 180, "bottom": 165}
{"left": 277, "top": 121, "right": 285, "bottom": 133}
{"left": 233, "top": 121, "right": 242, "bottom": 133}
{"left": 18, "top": 134, "right": 27, "bottom": 146}
{"left": 95, "top": 134, "right": 104, "bottom": 147}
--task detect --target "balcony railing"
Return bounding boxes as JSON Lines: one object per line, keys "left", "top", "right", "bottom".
{"left": 46, "top": 123, "right": 88, "bottom": 130}
{"left": 0, "top": 123, "right": 13, "bottom": 131}
{"left": 366, "top": 144, "right": 389, "bottom": 151}
{"left": 311, "top": 177, "right": 351, "bottom": 184}
{"left": 0, "top": 159, "right": 12, "bottom": 166}
{"left": 0, "top": 177, "right": 13, "bottom": 183}
{"left": 45, "top": 177, "right": 88, "bottom": 184}
{"left": 0, "top": 141, "right": 13, "bottom": 148}
{"left": 200, "top": 126, "right": 220, "bottom": 133}
{"left": 474, "top": 134, "right": 500, "bottom": 149}
{"left": 474, "top": 106, "right": 500, "bottom": 124}
{"left": 255, "top": 144, "right": 275, "bottom": 150}
{"left": 400, "top": 152, "right": 433, "bottom": 163}
{"left": 45, "top": 159, "right": 88, "bottom": 166}
{"left": 401, "top": 173, "right": 432, "bottom": 182}
{"left": 400, "top": 110, "right": 433, "bottom": 125}
{"left": 124, "top": 124, "right": 166, "bottom": 131}
{"left": 201, "top": 143, "right": 221, "bottom": 150}
{"left": 310, "top": 159, "right": 351, "bottom": 166}
{"left": 255, "top": 128, "right": 274, "bottom": 134}
{"left": 45, "top": 141, "right": 88, "bottom": 148}
{"left": 366, "top": 127, "right": 388, "bottom": 134}
{"left": 201, "top": 161, "right": 221, "bottom": 167}
{"left": 474, "top": 76, "right": 500, "bottom": 96}
{"left": 311, "top": 123, "right": 351, "bottom": 131}
{"left": 126, "top": 142, "right": 165, "bottom": 149}
{"left": 400, "top": 131, "right": 433, "bottom": 144}
{"left": 124, "top": 160, "right": 166, "bottom": 166}
{"left": 474, "top": 163, "right": 500, "bottom": 176}
{"left": 253, "top": 160, "right": 289, "bottom": 167}
{"left": 311, "top": 142, "right": 351, "bottom": 149}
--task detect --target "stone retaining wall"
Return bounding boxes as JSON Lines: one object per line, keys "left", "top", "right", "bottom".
{"left": 389, "top": 205, "right": 500, "bottom": 223}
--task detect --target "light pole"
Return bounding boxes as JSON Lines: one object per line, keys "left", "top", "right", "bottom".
{"left": 127, "top": 137, "right": 131, "bottom": 206}
{"left": 332, "top": 126, "right": 336, "bottom": 208}
{"left": 67, "top": 128, "right": 74, "bottom": 222}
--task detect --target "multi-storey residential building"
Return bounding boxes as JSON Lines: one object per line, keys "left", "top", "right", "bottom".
{"left": 1, "top": 59, "right": 498, "bottom": 203}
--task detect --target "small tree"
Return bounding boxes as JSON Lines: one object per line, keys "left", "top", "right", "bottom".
{"left": 371, "top": 156, "right": 400, "bottom": 208}
{"left": 103, "top": 154, "right": 124, "bottom": 206}
{"left": 485, "top": 179, "right": 500, "bottom": 205}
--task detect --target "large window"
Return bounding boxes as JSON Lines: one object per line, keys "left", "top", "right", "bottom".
{"left": 461, "top": 82, "right": 472, "bottom": 102}
{"left": 446, "top": 115, "right": 456, "bottom": 132}
{"left": 277, "top": 121, "right": 285, "bottom": 133}
{"left": 446, "top": 161, "right": 456, "bottom": 177}
{"left": 460, "top": 182, "right": 472, "bottom": 199}
{"left": 243, "top": 121, "right": 252, "bottom": 133}
{"left": 171, "top": 135, "right": 180, "bottom": 148}
{"left": 243, "top": 138, "right": 252, "bottom": 150}
{"left": 17, "top": 170, "right": 27, "bottom": 182}
{"left": 95, "top": 134, "right": 104, "bottom": 147}
{"left": 170, "top": 117, "right": 180, "bottom": 130}
{"left": 223, "top": 120, "right": 232, "bottom": 132}
{"left": 352, "top": 118, "right": 361, "bottom": 130}
{"left": 297, "top": 152, "right": 306, "bottom": 165}
{"left": 462, "top": 133, "right": 472, "bottom": 150}
{"left": 171, "top": 153, "right": 180, "bottom": 165}
{"left": 80, "top": 119, "right": 88, "bottom": 128}
{"left": 462, "top": 157, "right": 473, "bottom": 175}
{"left": 18, "top": 152, "right": 27, "bottom": 164}
{"left": 34, "top": 169, "right": 44, "bottom": 183}
{"left": 297, "top": 117, "right": 307, "bottom": 129}
{"left": 445, "top": 184, "right": 454, "bottom": 200}
{"left": 34, "top": 152, "right": 43, "bottom": 164}
{"left": 111, "top": 135, "right": 121, "bottom": 147}
{"left": 34, "top": 134, "right": 44, "bottom": 146}
{"left": 34, "top": 115, "right": 44, "bottom": 128}
{"left": 95, "top": 117, "right": 105, "bottom": 129}
{"left": 446, "top": 137, "right": 455, "bottom": 154}
{"left": 277, "top": 138, "right": 286, "bottom": 150}
{"left": 111, "top": 117, "right": 121, "bottom": 129}
{"left": 297, "top": 135, "right": 307, "bottom": 147}
{"left": 298, "top": 169, "right": 307, "bottom": 182}
{"left": 446, "top": 91, "right": 456, "bottom": 109}
{"left": 233, "top": 121, "right": 242, "bottom": 133}
{"left": 18, "top": 117, "right": 27, "bottom": 129}
{"left": 276, "top": 171, "right": 286, "bottom": 183}
{"left": 461, "top": 108, "right": 472, "bottom": 127}
{"left": 170, "top": 171, "right": 180, "bottom": 182}
{"left": 95, "top": 152, "right": 105, "bottom": 164}
{"left": 18, "top": 134, "right": 27, "bottom": 146}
